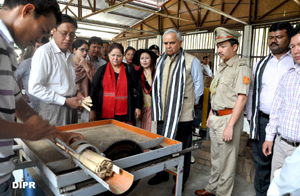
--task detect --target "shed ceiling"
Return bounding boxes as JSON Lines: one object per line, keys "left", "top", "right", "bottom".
{"left": 3, "top": 0, "right": 297, "bottom": 42}
{"left": 57, "top": 0, "right": 167, "bottom": 40}
{"left": 0, "top": 0, "right": 168, "bottom": 40}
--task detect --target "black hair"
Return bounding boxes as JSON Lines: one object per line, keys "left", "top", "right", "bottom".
{"left": 289, "top": 24, "right": 300, "bottom": 38}
{"left": 137, "top": 51, "right": 156, "bottom": 81}
{"left": 203, "top": 56, "right": 209, "bottom": 60}
{"left": 88, "top": 36, "right": 103, "bottom": 46}
{"left": 149, "top": 44, "right": 160, "bottom": 53}
{"left": 109, "top": 42, "right": 124, "bottom": 55}
{"left": 3, "top": 0, "right": 62, "bottom": 24}
{"left": 103, "top": 41, "right": 110, "bottom": 45}
{"left": 40, "top": 37, "right": 49, "bottom": 44}
{"left": 72, "top": 39, "right": 88, "bottom": 50}
{"left": 269, "top": 22, "right": 293, "bottom": 37}
{"left": 55, "top": 14, "right": 77, "bottom": 29}
{"left": 228, "top": 38, "right": 239, "bottom": 47}
{"left": 125, "top": 46, "right": 136, "bottom": 55}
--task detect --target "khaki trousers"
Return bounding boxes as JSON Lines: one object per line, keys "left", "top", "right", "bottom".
{"left": 205, "top": 113, "right": 244, "bottom": 196}
{"left": 270, "top": 135, "right": 297, "bottom": 181}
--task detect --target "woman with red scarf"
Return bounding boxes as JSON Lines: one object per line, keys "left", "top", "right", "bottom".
{"left": 133, "top": 49, "right": 158, "bottom": 132}
{"left": 89, "top": 43, "right": 142, "bottom": 123}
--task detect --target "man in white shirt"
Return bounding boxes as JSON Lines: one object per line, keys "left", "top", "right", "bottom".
{"left": 87, "top": 36, "right": 107, "bottom": 69}
{"left": 29, "top": 14, "right": 83, "bottom": 126}
{"left": 246, "top": 22, "right": 294, "bottom": 196}
{"left": 263, "top": 24, "right": 300, "bottom": 188}
{"left": 263, "top": 26, "right": 300, "bottom": 196}
{"left": 201, "top": 56, "right": 212, "bottom": 77}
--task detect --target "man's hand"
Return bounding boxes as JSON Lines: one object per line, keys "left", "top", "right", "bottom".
{"left": 22, "top": 94, "right": 31, "bottom": 103}
{"left": 135, "top": 109, "right": 141, "bottom": 119}
{"left": 56, "top": 132, "right": 83, "bottom": 146}
{"left": 65, "top": 97, "right": 82, "bottom": 109}
{"left": 77, "top": 91, "right": 84, "bottom": 101}
{"left": 24, "top": 115, "right": 58, "bottom": 140}
{"left": 206, "top": 116, "right": 210, "bottom": 128}
{"left": 262, "top": 141, "right": 273, "bottom": 156}
{"left": 207, "top": 109, "right": 212, "bottom": 128}
{"left": 222, "top": 125, "right": 234, "bottom": 142}
{"left": 89, "top": 110, "right": 97, "bottom": 122}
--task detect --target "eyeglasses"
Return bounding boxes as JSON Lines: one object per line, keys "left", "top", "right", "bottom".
{"left": 56, "top": 29, "right": 76, "bottom": 39}
{"left": 78, "top": 48, "right": 89, "bottom": 53}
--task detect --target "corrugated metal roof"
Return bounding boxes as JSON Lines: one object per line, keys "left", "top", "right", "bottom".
{"left": 0, "top": 0, "right": 167, "bottom": 40}
{"left": 57, "top": 0, "right": 168, "bottom": 40}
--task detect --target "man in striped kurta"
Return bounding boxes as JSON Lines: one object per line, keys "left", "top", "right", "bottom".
{"left": 150, "top": 29, "right": 203, "bottom": 193}
{"left": 0, "top": 1, "right": 82, "bottom": 195}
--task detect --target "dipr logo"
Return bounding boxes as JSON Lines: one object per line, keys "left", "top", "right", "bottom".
{"left": 12, "top": 182, "right": 36, "bottom": 189}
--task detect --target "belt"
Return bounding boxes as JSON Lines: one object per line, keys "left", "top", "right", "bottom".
{"left": 0, "top": 155, "right": 16, "bottom": 163}
{"left": 279, "top": 135, "right": 300, "bottom": 147}
{"left": 65, "top": 94, "right": 77, "bottom": 98}
{"left": 212, "top": 109, "right": 233, "bottom": 116}
{"left": 259, "top": 111, "right": 269, "bottom": 119}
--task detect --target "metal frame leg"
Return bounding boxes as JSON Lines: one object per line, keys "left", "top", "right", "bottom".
{"left": 174, "top": 155, "right": 184, "bottom": 196}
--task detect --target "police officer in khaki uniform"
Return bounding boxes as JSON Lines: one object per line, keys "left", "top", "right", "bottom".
{"left": 195, "top": 27, "right": 251, "bottom": 196}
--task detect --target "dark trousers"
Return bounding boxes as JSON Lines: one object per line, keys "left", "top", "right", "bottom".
{"left": 155, "top": 120, "right": 193, "bottom": 186}
{"left": 252, "top": 116, "right": 273, "bottom": 196}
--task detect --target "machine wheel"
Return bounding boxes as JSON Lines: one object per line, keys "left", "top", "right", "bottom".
{"left": 100, "top": 139, "right": 143, "bottom": 196}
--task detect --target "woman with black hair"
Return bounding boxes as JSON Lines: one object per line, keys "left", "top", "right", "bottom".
{"left": 133, "top": 49, "right": 158, "bottom": 132}
{"left": 89, "top": 43, "right": 142, "bottom": 124}
{"left": 72, "top": 39, "right": 96, "bottom": 122}
{"left": 124, "top": 46, "right": 138, "bottom": 70}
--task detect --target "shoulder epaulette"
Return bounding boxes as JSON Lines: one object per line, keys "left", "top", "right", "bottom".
{"left": 238, "top": 58, "right": 248, "bottom": 66}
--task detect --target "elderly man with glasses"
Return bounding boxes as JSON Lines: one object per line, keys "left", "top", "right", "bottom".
{"left": 29, "top": 14, "right": 83, "bottom": 126}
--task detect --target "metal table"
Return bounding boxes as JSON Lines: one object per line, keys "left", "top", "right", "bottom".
{"left": 15, "top": 120, "right": 185, "bottom": 196}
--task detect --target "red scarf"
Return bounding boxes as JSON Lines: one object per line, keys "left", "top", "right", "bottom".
{"left": 102, "top": 62, "right": 128, "bottom": 118}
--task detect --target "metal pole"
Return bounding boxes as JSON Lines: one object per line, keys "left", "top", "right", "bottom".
{"left": 124, "top": 5, "right": 196, "bottom": 23}
{"left": 14, "top": 160, "right": 39, "bottom": 170}
{"left": 184, "top": 0, "right": 248, "bottom": 25}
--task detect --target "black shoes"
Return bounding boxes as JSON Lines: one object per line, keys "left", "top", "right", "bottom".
{"left": 147, "top": 175, "right": 169, "bottom": 185}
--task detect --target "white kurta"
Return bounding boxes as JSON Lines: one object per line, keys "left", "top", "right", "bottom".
{"left": 28, "top": 39, "right": 77, "bottom": 106}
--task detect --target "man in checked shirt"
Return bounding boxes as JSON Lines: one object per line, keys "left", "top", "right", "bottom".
{"left": 262, "top": 24, "right": 300, "bottom": 181}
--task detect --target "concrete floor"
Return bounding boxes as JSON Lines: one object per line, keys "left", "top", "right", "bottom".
{"left": 129, "top": 149, "right": 256, "bottom": 196}
{"left": 130, "top": 117, "right": 255, "bottom": 196}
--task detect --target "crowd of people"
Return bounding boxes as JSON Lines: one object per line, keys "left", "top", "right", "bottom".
{"left": 0, "top": 0, "right": 300, "bottom": 196}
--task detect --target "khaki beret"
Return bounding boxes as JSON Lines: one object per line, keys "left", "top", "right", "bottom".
{"left": 214, "top": 27, "right": 241, "bottom": 44}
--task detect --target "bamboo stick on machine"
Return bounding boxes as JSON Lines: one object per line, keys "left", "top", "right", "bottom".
{"left": 53, "top": 137, "right": 135, "bottom": 195}
{"left": 55, "top": 140, "right": 113, "bottom": 179}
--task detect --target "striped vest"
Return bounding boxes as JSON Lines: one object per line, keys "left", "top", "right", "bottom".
{"left": 0, "top": 24, "right": 21, "bottom": 183}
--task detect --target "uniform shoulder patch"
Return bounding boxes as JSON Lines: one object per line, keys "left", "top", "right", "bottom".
{"left": 238, "top": 58, "right": 248, "bottom": 66}
{"left": 243, "top": 76, "right": 250, "bottom": 85}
